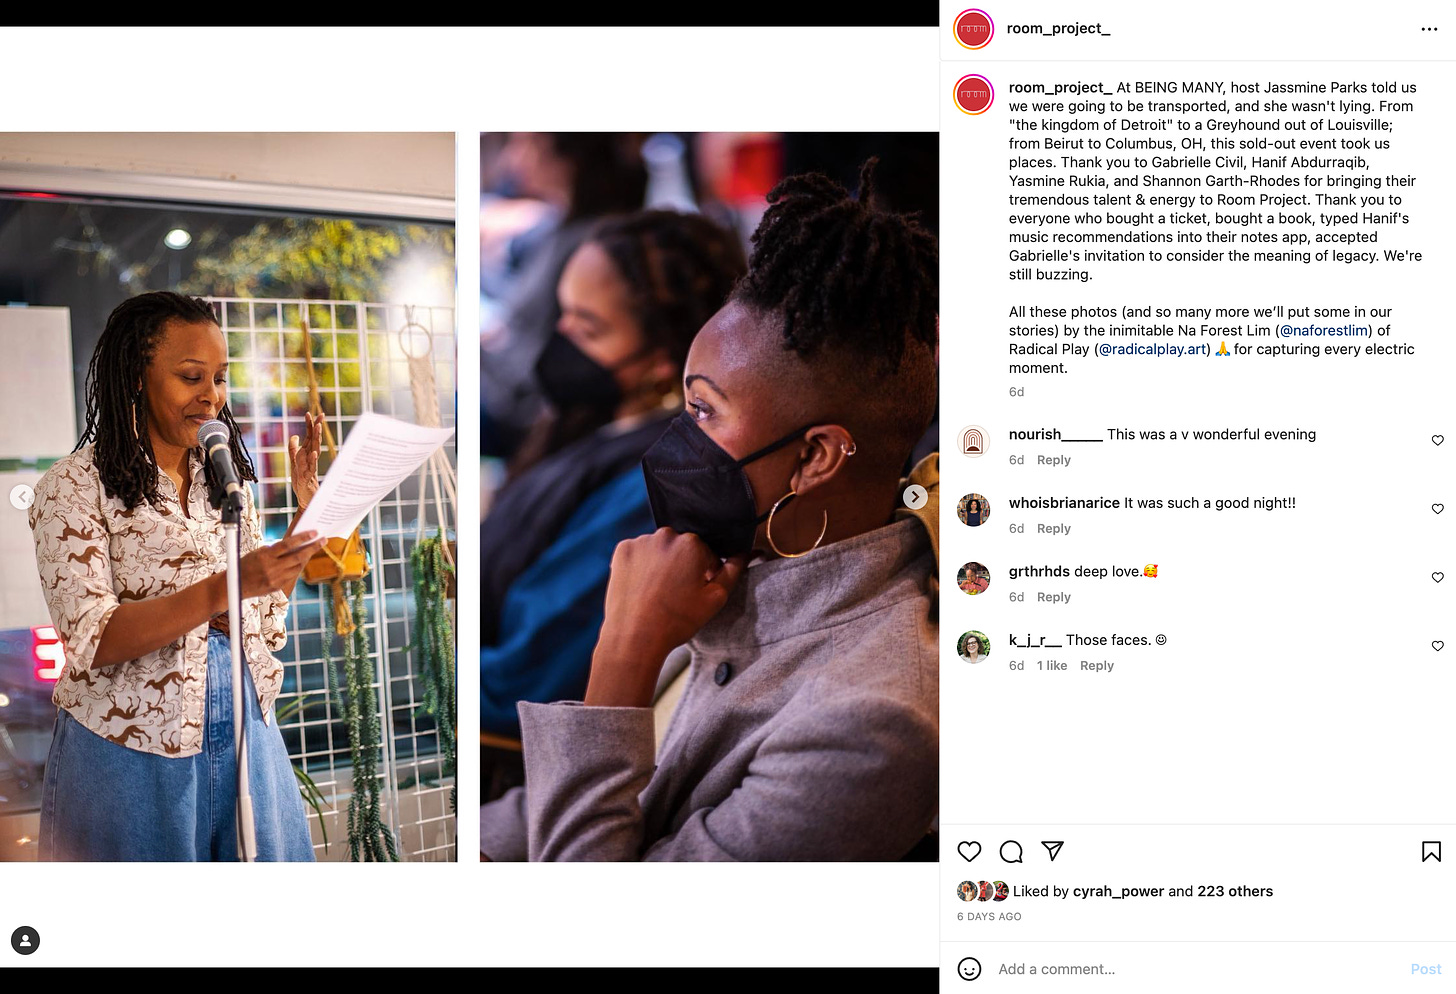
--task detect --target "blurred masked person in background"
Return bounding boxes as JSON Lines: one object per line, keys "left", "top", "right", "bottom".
{"left": 480, "top": 211, "right": 745, "bottom": 744}
{"left": 481, "top": 133, "right": 648, "bottom": 456}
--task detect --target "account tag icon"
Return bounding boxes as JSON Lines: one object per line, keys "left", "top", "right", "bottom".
{"left": 961, "top": 425, "right": 986, "bottom": 457}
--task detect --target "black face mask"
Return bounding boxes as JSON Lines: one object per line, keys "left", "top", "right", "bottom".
{"left": 640, "top": 411, "right": 815, "bottom": 559}
{"left": 534, "top": 331, "right": 652, "bottom": 413}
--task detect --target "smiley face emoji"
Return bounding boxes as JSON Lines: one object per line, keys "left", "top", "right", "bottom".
{"left": 957, "top": 957, "right": 982, "bottom": 981}
{"left": 1144, "top": 564, "right": 1158, "bottom": 578}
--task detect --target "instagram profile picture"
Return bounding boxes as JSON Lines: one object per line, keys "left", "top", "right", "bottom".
{"left": 958, "top": 492, "right": 990, "bottom": 527}
{"left": 993, "top": 881, "right": 1009, "bottom": 901}
{"left": 954, "top": 9, "right": 994, "bottom": 50}
{"left": 953, "top": 75, "right": 994, "bottom": 115}
{"left": 960, "top": 425, "right": 986, "bottom": 457}
{"left": 958, "top": 562, "right": 991, "bottom": 596}
{"left": 957, "top": 880, "right": 978, "bottom": 901}
{"left": 958, "top": 630, "right": 990, "bottom": 663}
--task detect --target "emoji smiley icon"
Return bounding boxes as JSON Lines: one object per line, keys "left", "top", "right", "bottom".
{"left": 957, "top": 957, "right": 982, "bottom": 981}
{"left": 1144, "top": 564, "right": 1158, "bottom": 578}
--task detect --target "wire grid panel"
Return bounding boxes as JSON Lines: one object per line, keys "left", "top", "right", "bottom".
{"left": 212, "top": 297, "right": 457, "bottom": 862}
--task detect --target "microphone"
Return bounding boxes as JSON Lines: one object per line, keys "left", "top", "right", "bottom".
{"left": 197, "top": 419, "right": 244, "bottom": 514}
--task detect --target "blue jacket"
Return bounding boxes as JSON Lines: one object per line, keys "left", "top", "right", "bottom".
{"left": 480, "top": 468, "right": 655, "bottom": 738}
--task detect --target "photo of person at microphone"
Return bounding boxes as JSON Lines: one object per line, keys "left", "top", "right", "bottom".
{"left": 28, "top": 292, "right": 327, "bottom": 860}
{"left": 0, "top": 133, "right": 457, "bottom": 861}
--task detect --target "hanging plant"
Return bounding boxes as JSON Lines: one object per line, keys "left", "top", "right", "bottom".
{"left": 323, "top": 580, "right": 400, "bottom": 862}
{"left": 393, "top": 306, "right": 458, "bottom": 820}
{"left": 409, "top": 531, "right": 457, "bottom": 813}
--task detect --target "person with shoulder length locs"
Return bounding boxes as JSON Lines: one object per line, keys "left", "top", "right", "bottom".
{"left": 481, "top": 157, "right": 941, "bottom": 861}
{"left": 29, "top": 291, "right": 327, "bottom": 861}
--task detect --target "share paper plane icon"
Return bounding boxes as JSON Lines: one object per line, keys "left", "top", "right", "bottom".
{"left": 1042, "top": 841, "right": 1064, "bottom": 861}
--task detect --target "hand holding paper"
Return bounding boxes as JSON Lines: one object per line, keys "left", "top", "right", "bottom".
{"left": 293, "top": 412, "right": 456, "bottom": 539}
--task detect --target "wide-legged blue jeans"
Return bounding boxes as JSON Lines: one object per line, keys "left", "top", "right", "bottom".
{"left": 38, "top": 628, "right": 315, "bottom": 862}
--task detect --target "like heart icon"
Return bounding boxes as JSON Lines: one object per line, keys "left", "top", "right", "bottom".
{"left": 1435, "top": 505, "right": 1445, "bottom": 515}
{"left": 1434, "top": 641, "right": 1445, "bottom": 652}
{"left": 1434, "top": 435, "right": 1445, "bottom": 446}
{"left": 1435, "top": 573, "right": 1445, "bottom": 584}
{"left": 957, "top": 840, "right": 982, "bottom": 862}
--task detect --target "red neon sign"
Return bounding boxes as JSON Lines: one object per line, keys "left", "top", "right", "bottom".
{"left": 31, "top": 626, "right": 66, "bottom": 682}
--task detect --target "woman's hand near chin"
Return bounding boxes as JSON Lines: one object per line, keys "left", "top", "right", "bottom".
{"left": 584, "top": 529, "right": 748, "bottom": 708}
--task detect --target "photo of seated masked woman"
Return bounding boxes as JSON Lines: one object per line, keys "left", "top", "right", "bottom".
{"left": 481, "top": 157, "right": 940, "bottom": 861}
{"left": 480, "top": 211, "right": 746, "bottom": 744}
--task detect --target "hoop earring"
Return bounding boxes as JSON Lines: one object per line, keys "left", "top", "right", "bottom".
{"left": 766, "top": 490, "right": 828, "bottom": 558}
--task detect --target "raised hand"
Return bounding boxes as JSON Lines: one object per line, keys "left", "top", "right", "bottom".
{"left": 289, "top": 411, "right": 324, "bottom": 509}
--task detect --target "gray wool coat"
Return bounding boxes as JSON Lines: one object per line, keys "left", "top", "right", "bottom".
{"left": 479, "top": 516, "right": 939, "bottom": 861}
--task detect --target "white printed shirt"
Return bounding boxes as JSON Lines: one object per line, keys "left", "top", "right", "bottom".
{"left": 29, "top": 444, "right": 288, "bottom": 757}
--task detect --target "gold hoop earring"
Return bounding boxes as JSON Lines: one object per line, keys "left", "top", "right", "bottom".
{"left": 766, "top": 490, "right": 828, "bottom": 558}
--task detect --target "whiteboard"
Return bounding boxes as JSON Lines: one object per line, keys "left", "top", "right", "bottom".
{"left": 0, "top": 307, "right": 76, "bottom": 461}
{"left": 0, "top": 469, "right": 52, "bottom": 629}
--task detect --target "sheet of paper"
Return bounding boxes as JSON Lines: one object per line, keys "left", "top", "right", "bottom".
{"left": 293, "top": 411, "right": 455, "bottom": 540}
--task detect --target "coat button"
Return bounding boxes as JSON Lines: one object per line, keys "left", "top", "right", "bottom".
{"left": 713, "top": 662, "right": 733, "bottom": 686}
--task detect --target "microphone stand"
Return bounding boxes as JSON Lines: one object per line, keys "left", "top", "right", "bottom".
{"left": 215, "top": 483, "right": 255, "bottom": 862}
